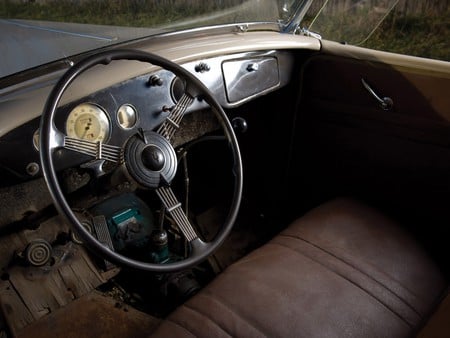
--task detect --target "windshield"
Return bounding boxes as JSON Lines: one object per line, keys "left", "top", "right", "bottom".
{"left": 0, "top": 0, "right": 300, "bottom": 78}
{"left": 301, "top": 0, "right": 449, "bottom": 61}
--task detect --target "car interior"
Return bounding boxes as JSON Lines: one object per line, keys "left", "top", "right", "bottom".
{"left": 0, "top": 26, "right": 449, "bottom": 337}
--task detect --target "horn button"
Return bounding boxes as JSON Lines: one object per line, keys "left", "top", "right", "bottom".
{"left": 124, "top": 131, "right": 177, "bottom": 189}
{"left": 142, "top": 145, "right": 165, "bottom": 171}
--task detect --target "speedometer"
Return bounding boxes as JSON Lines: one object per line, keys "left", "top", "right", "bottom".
{"left": 66, "top": 103, "right": 110, "bottom": 142}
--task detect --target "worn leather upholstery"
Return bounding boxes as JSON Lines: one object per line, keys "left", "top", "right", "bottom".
{"left": 151, "top": 198, "right": 446, "bottom": 337}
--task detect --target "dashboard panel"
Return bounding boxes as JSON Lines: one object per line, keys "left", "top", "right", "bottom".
{"left": 0, "top": 50, "right": 294, "bottom": 184}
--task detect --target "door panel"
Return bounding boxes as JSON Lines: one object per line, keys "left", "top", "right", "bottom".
{"left": 289, "top": 48, "right": 450, "bottom": 273}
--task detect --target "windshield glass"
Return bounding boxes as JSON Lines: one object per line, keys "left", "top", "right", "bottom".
{"left": 0, "top": 0, "right": 299, "bottom": 78}
{"left": 302, "top": 0, "right": 449, "bottom": 61}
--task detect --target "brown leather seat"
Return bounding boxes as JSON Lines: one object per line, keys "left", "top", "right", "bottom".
{"left": 150, "top": 198, "right": 446, "bottom": 337}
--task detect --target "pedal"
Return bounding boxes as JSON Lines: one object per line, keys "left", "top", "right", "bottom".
{"left": 92, "top": 215, "right": 115, "bottom": 270}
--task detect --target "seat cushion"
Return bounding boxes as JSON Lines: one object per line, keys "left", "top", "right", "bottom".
{"left": 150, "top": 198, "right": 446, "bottom": 337}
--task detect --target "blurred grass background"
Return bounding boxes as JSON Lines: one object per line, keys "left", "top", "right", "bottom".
{"left": 363, "top": 9, "right": 449, "bottom": 61}
{"left": 0, "top": 0, "right": 448, "bottom": 61}
{"left": 0, "top": 0, "right": 244, "bottom": 26}
{"left": 303, "top": 0, "right": 449, "bottom": 61}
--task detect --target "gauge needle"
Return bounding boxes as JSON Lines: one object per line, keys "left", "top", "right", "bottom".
{"left": 81, "top": 120, "right": 92, "bottom": 139}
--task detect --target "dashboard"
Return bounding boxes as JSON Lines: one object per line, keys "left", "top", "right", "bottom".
{"left": 0, "top": 50, "right": 294, "bottom": 184}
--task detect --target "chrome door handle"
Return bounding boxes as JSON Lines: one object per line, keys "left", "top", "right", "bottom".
{"left": 361, "top": 78, "right": 393, "bottom": 111}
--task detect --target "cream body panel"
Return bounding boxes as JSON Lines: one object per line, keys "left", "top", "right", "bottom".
{"left": 320, "top": 40, "right": 450, "bottom": 120}
{"left": 321, "top": 40, "right": 450, "bottom": 78}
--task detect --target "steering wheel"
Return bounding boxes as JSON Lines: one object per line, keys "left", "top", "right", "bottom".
{"left": 40, "top": 49, "right": 243, "bottom": 272}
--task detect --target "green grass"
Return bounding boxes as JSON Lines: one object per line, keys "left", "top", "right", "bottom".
{"left": 0, "top": 0, "right": 240, "bottom": 26}
{"left": 362, "top": 11, "right": 450, "bottom": 61}
{"left": 303, "top": 7, "right": 449, "bottom": 61}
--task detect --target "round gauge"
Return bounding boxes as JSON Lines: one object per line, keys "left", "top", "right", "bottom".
{"left": 117, "top": 104, "right": 138, "bottom": 129}
{"left": 66, "top": 103, "right": 110, "bottom": 142}
{"left": 171, "top": 77, "right": 186, "bottom": 103}
{"left": 33, "top": 129, "right": 40, "bottom": 151}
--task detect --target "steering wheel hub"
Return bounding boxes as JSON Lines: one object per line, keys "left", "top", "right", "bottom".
{"left": 124, "top": 130, "right": 177, "bottom": 189}
{"left": 142, "top": 145, "right": 165, "bottom": 171}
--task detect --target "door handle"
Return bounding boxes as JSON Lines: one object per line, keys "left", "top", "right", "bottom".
{"left": 361, "top": 78, "right": 393, "bottom": 111}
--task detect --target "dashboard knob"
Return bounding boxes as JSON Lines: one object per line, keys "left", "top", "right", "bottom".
{"left": 195, "top": 62, "right": 210, "bottom": 73}
{"left": 148, "top": 75, "right": 163, "bottom": 86}
{"left": 232, "top": 117, "right": 248, "bottom": 134}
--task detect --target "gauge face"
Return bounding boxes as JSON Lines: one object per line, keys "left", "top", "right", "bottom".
{"left": 32, "top": 129, "right": 40, "bottom": 151}
{"left": 66, "top": 103, "right": 110, "bottom": 142}
{"left": 117, "top": 104, "right": 138, "bottom": 129}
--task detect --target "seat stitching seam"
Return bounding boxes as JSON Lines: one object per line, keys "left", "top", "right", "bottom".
{"left": 182, "top": 303, "right": 233, "bottom": 337}
{"left": 164, "top": 317, "right": 197, "bottom": 337}
{"left": 272, "top": 237, "right": 418, "bottom": 323}
{"left": 269, "top": 239, "right": 415, "bottom": 328}
{"left": 198, "top": 291, "right": 268, "bottom": 337}
{"left": 277, "top": 233, "right": 422, "bottom": 317}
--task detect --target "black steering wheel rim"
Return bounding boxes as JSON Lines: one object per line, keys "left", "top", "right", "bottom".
{"left": 40, "top": 49, "right": 243, "bottom": 272}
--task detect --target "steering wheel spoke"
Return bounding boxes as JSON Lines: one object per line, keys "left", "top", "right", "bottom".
{"left": 43, "top": 124, "right": 66, "bottom": 151}
{"left": 63, "top": 136, "right": 123, "bottom": 164}
{"left": 156, "top": 93, "right": 194, "bottom": 141}
{"left": 156, "top": 186, "right": 198, "bottom": 242}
